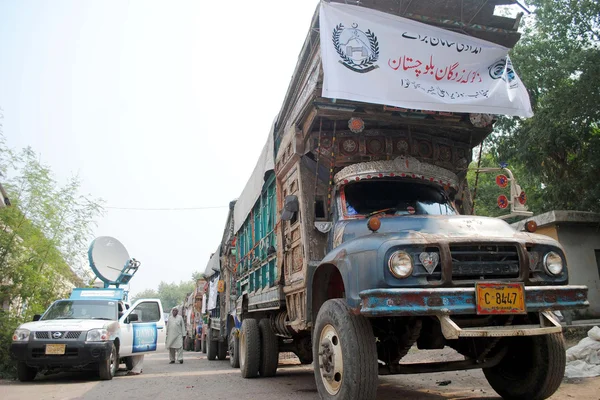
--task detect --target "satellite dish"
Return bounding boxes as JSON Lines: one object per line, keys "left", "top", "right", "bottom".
{"left": 88, "top": 236, "right": 139, "bottom": 287}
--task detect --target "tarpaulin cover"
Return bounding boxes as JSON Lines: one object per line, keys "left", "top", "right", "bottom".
{"left": 565, "top": 326, "right": 600, "bottom": 378}
{"left": 233, "top": 120, "right": 275, "bottom": 233}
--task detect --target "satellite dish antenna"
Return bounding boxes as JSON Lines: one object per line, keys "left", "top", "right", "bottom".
{"left": 88, "top": 236, "right": 140, "bottom": 288}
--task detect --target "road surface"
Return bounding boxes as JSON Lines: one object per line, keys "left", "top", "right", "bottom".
{"left": 1, "top": 349, "right": 598, "bottom": 400}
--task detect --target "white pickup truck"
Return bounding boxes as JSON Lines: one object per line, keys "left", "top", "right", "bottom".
{"left": 10, "top": 288, "right": 166, "bottom": 381}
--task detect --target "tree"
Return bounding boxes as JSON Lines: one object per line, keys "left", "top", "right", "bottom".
{"left": 132, "top": 271, "right": 203, "bottom": 311}
{"left": 0, "top": 134, "right": 103, "bottom": 377}
{"left": 492, "top": 0, "right": 600, "bottom": 213}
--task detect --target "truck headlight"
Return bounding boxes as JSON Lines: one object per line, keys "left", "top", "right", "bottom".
{"left": 86, "top": 329, "right": 109, "bottom": 342}
{"left": 12, "top": 329, "right": 30, "bottom": 342}
{"left": 388, "top": 251, "right": 413, "bottom": 278}
{"left": 544, "top": 251, "right": 563, "bottom": 276}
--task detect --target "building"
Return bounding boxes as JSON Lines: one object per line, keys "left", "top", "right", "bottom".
{"left": 513, "top": 210, "right": 600, "bottom": 318}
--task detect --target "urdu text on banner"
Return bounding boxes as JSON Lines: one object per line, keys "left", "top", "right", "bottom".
{"left": 319, "top": 2, "right": 533, "bottom": 118}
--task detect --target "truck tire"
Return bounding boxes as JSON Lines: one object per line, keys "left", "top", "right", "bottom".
{"left": 258, "top": 319, "right": 278, "bottom": 377}
{"left": 194, "top": 338, "right": 201, "bottom": 352}
{"left": 202, "top": 337, "right": 207, "bottom": 353}
{"left": 207, "top": 329, "right": 217, "bottom": 361}
{"left": 218, "top": 340, "right": 228, "bottom": 360}
{"left": 313, "top": 299, "right": 378, "bottom": 400}
{"left": 229, "top": 328, "right": 240, "bottom": 368}
{"left": 99, "top": 343, "right": 117, "bottom": 380}
{"left": 239, "top": 319, "right": 261, "bottom": 378}
{"left": 483, "top": 333, "right": 566, "bottom": 400}
{"left": 17, "top": 362, "right": 37, "bottom": 382}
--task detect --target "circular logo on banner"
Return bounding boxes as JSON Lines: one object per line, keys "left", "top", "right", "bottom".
{"left": 497, "top": 195, "right": 509, "bottom": 209}
{"left": 332, "top": 23, "right": 379, "bottom": 73}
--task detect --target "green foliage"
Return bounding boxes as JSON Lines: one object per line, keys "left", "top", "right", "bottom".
{"left": 0, "top": 134, "right": 103, "bottom": 378}
{"left": 492, "top": 0, "right": 600, "bottom": 213}
{"left": 132, "top": 271, "right": 201, "bottom": 311}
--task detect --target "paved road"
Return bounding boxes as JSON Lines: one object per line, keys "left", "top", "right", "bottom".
{"left": 1, "top": 350, "right": 599, "bottom": 400}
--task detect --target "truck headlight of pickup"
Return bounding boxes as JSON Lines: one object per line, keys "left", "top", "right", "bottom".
{"left": 86, "top": 329, "right": 109, "bottom": 342}
{"left": 544, "top": 251, "right": 564, "bottom": 276}
{"left": 12, "top": 329, "right": 30, "bottom": 342}
{"left": 388, "top": 251, "right": 413, "bottom": 278}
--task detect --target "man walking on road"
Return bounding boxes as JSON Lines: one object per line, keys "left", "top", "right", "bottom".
{"left": 166, "top": 307, "right": 186, "bottom": 364}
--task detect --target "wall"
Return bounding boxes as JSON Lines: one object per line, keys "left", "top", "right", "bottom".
{"left": 556, "top": 224, "right": 600, "bottom": 318}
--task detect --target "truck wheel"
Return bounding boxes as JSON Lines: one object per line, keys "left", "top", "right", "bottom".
{"left": 194, "top": 338, "right": 201, "bottom": 352}
{"left": 229, "top": 328, "right": 240, "bottom": 368}
{"left": 313, "top": 299, "right": 378, "bottom": 400}
{"left": 258, "top": 319, "right": 278, "bottom": 377}
{"left": 218, "top": 340, "right": 228, "bottom": 360}
{"left": 483, "top": 333, "right": 566, "bottom": 400}
{"left": 207, "top": 329, "right": 217, "bottom": 361}
{"left": 99, "top": 343, "right": 117, "bottom": 380}
{"left": 202, "top": 337, "right": 207, "bottom": 353}
{"left": 17, "top": 362, "right": 37, "bottom": 382}
{"left": 239, "top": 319, "right": 261, "bottom": 378}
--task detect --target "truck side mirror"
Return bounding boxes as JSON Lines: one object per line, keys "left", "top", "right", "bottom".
{"left": 32, "top": 314, "right": 41, "bottom": 322}
{"left": 128, "top": 313, "right": 139, "bottom": 323}
{"left": 281, "top": 195, "right": 299, "bottom": 221}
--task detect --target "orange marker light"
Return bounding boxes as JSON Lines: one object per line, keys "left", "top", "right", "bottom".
{"left": 367, "top": 217, "right": 381, "bottom": 232}
{"left": 525, "top": 220, "right": 537, "bottom": 233}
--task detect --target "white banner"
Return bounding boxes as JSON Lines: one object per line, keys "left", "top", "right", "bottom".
{"left": 319, "top": 2, "right": 533, "bottom": 117}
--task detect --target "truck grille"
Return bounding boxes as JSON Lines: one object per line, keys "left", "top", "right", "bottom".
{"left": 450, "top": 244, "right": 520, "bottom": 280}
{"left": 34, "top": 331, "right": 82, "bottom": 340}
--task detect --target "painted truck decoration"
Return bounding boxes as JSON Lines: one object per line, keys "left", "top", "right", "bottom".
{"left": 201, "top": 2, "right": 588, "bottom": 400}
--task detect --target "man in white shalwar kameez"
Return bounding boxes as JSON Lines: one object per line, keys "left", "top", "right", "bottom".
{"left": 166, "top": 307, "right": 186, "bottom": 364}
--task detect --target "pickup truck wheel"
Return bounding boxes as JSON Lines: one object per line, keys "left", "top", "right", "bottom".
{"left": 17, "top": 362, "right": 37, "bottom": 382}
{"left": 229, "top": 328, "right": 240, "bottom": 368}
{"left": 239, "top": 319, "right": 260, "bottom": 378}
{"left": 483, "top": 333, "right": 566, "bottom": 400}
{"left": 99, "top": 343, "right": 117, "bottom": 380}
{"left": 218, "top": 340, "right": 228, "bottom": 360}
{"left": 313, "top": 299, "right": 378, "bottom": 400}
{"left": 201, "top": 337, "right": 207, "bottom": 353}
{"left": 207, "top": 329, "right": 217, "bottom": 361}
{"left": 258, "top": 319, "right": 278, "bottom": 377}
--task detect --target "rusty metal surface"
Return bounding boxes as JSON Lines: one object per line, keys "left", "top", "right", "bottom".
{"left": 379, "top": 348, "right": 506, "bottom": 375}
{"left": 437, "top": 311, "right": 562, "bottom": 339}
{"left": 359, "top": 285, "right": 589, "bottom": 317}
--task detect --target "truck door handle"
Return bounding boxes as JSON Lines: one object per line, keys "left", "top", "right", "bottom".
{"left": 157, "top": 327, "right": 164, "bottom": 330}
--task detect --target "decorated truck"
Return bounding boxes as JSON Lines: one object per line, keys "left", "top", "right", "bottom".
{"left": 202, "top": 201, "right": 241, "bottom": 364}
{"left": 180, "top": 278, "right": 207, "bottom": 352}
{"left": 212, "top": 2, "right": 589, "bottom": 400}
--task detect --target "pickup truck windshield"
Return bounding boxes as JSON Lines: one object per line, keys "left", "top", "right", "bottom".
{"left": 343, "top": 180, "right": 456, "bottom": 217}
{"left": 41, "top": 300, "right": 117, "bottom": 321}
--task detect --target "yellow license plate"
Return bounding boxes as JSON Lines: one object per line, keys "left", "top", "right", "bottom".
{"left": 475, "top": 282, "right": 526, "bottom": 315}
{"left": 45, "top": 344, "right": 66, "bottom": 355}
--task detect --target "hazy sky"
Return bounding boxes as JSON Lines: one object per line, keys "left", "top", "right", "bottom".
{"left": 0, "top": 0, "right": 317, "bottom": 295}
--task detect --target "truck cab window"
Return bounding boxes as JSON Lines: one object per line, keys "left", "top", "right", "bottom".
{"left": 342, "top": 180, "right": 456, "bottom": 217}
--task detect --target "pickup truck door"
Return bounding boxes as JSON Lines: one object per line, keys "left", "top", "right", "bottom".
{"left": 119, "top": 299, "right": 166, "bottom": 357}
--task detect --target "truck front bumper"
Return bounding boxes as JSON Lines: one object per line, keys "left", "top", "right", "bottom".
{"left": 10, "top": 340, "right": 113, "bottom": 370}
{"left": 359, "top": 285, "right": 588, "bottom": 339}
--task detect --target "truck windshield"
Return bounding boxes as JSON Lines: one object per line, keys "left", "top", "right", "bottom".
{"left": 342, "top": 180, "right": 456, "bottom": 217}
{"left": 41, "top": 300, "right": 117, "bottom": 321}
